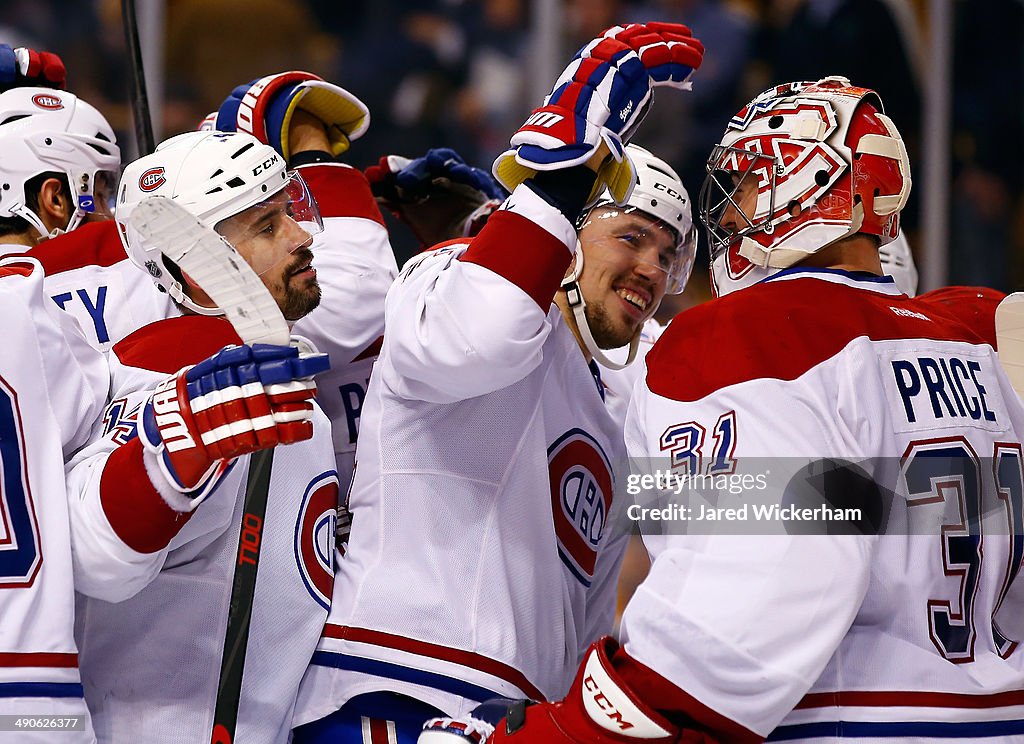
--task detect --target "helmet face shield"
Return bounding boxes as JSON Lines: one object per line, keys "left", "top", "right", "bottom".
{"left": 699, "top": 144, "right": 777, "bottom": 265}
{"left": 579, "top": 205, "right": 696, "bottom": 295}
{"left": 213, "top": 171, "right": 323, "bottom": 277}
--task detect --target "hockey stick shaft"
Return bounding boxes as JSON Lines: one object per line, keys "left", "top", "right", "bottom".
{"left": 210, "top": 448, "right": 274, "bottom": 744}
{"left": 121, "top": 0, "right": 155, "bottom": 155}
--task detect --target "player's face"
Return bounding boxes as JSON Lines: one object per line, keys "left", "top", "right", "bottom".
{"left": 216, "top": 191, "right": 321, "bottom": 321}
{"left": 716, "top": 170, "right": 760, "bottom": 235}
{"left": 576, "top": 207, "right": 675, "bottom": 348}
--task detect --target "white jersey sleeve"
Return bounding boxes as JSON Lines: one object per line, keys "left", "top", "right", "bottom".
{"left": 379, "top": 184, "right": 578, "bottom": 404}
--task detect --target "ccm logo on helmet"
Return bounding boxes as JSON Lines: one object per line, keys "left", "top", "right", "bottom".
{"left": 653, "top": 182, "right": 687, "bottom": 204}
{"left": 139, "top": 167, "right": 167, "bottom": 192}
{"left": 252, "top": 154, "right": 280, "bottom": 176}
{"left": 31, "top": 93, "right": 63, "bottom": 110}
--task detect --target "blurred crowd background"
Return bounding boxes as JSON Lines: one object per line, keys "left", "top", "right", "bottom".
{"left": 3, "top": 0, "right": 1021, "bottom": 316}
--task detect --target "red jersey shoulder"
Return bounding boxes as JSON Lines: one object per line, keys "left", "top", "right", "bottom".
{"left": 916, "top": 285, "right": 1004, "bottom": 348}
{"left": 649, "top": 275, "right": 989, "bottom": 402}
{"left": 296, "top": 162, "right": 385, "bottom": 226}
{"left": 28, "top": 220, "right": 126, "bottom": 275}
{"left": 113, "top": 316, "right": 242, "bottom": 374}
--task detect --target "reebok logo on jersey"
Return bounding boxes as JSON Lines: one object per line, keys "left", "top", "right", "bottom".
{"left": 890, "top": 306, "right": 930, "bottom": 321}
{"left": 31, "top": 93, "right": 63, "bottom": 110}
{"left": 139, "top": 167, "right": 167, "bottom": 192}
{"left": 150, "top": 377, "right": 196, "bottom": 452}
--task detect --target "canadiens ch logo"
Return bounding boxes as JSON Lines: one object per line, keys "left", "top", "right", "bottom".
{"left": 548, "top": 428, "right": 614, "bottom": 587}
{"left": 31, "top": 93, "right": 63, "bottom": 110}
{"left": 294, "top": 471, "right": 339, "bottom": 610}
{"left": 138, "top": 167, "right": 166, "bottom": 192}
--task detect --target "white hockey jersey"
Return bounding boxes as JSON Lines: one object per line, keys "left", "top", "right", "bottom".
{"left": 294, "top": 184, "right": 632, "bottom": 723}
{"left": 623, "top": 269, "right": 1024, "bottom": 742}
{"left": 0, "top": 258, "right": 194, "bottom": 743}
{"left": 73, "top": 315, "right": 339, "bottom": 744}
{"left": 0, "top": 257, "right": 104, "bottom": 743}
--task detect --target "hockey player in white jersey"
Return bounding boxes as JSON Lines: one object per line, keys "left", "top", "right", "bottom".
{"left": 70, "top": 129, "right": 342, "bottom": 744}
{"left": 292, "top": 22, "right": 704, "bottom": 744}
{"left": 0, "top": 253, "right": 324, "bottom": 743}
{"left": 427, "top": 76, "right": 1024, "bottom": 743}
{"left": 0, "top": 83, "right": 184, "bottom": 351}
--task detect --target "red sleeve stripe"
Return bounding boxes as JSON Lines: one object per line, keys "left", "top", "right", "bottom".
{"left": 322, "top": 624, "right": 546, "bottom": 702}
{"left": 28, "top": 221, "right": 127, "bottom": 274}
{"left": 459, "top": 210, "right": 572, "bottom": 310}
{"left": 297, "top": 163, "right": 386, "bottom": 225}
{"left": 0, "top": 261, "right": 36, "bottom": 278}
{"left": 796, "top": 689, "right": 1024, "bottom": 710}
{"left": 352, "top": 335, "right": 384, "bottom": 362}
{"left": 99, "top": 438, "right": 194, "bottom": 554}
{"left": 0, "top": 652, "right": 78, "bottom": 668}
{"left": 113, "top": 316, "right": 242, "bottom": 374}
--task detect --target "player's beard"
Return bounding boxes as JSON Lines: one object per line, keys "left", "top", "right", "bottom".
{"left": 277, "top": 248, "right": 321, "bottom": 321}
{"left": 584, "top": 299, "right": 638, "bottom": 349}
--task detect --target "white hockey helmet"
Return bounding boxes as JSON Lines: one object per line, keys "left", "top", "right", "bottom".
{"left": 700, "top": 76, "right": 911, "bottom": 296}
{"left": 878, "top": 229, "right": 918, "bottom": 296}
{"left": 0, "top": 87, "right": 120, "bottom": 239}
{"left": 116, "top": 130, "right": 322, "bottom": 315}
{"left": 565, "top": 145, "right": 696, "bottom": 369}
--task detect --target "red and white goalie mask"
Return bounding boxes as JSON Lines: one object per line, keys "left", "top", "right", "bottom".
{"left": 698, "top": 76, "right": 911, "bottom": 297}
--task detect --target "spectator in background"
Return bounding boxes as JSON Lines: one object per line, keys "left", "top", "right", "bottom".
{"left": 949, "top": 0, "right": 1023, "bottom": 291}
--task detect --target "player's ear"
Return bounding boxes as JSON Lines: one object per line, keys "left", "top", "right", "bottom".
{"left": 37, "top": 177, "right": 72, "bottom": 229}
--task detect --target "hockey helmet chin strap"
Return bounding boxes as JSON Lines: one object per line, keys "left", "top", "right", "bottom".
{"left": 561, "top": 241, "right": 642, "bottom": 371}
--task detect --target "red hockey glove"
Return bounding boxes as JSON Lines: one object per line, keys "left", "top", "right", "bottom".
{"left": 216, "top": 71, "right": 369, "bottom": 161}
{"left": 419, "top": 638, "right": 703, "bottom": 744}
{"left": 139, "top": 341, "right": 329, "bottom": 501}
{"left": 0, "top": 44, "right": 66, "bottom": 90}
{"left": 493, "top": 22, "right": 703, "bottom": 206}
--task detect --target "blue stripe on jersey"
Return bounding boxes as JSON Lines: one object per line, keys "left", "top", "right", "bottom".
{"left": 0, "top": 682, "right": 84, "bottom": 698}
{"left": 768, "top": 718, "right": 1024, "bottom": 740}
{"left": 310, "top": 651, "right": 502, "bottom": 703}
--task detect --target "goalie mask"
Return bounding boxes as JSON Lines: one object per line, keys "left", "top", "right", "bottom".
{"left": 566, "top": 145, "right": 696, "bottom": 369}
{"left": 116, "top": 130, "right": 322, "bottom": 315}
{"left": 0, "top": 87, "right": 120, "bottom": 239}
{"left": 699, "top": 76, "right": 911, "bottom": 297}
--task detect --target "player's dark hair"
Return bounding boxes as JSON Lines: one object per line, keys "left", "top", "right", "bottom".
{"left": 0, "top": 171, "right": 72, "bottom": 238}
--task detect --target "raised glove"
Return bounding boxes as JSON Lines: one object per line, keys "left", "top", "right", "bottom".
{"left": 365, "top": 147, "right": 507, "bottom": 246}
{"left": 0, "top": 44, "right": 66, "bottom": 90}
{"left": 216, "top": 71, "right": 369, "bottom": 161}
{"left": 493, "top": 22, "right": 702, "bottom": 205}
{"left": 140, "top": 341, "right": 329, "bottom": 501}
